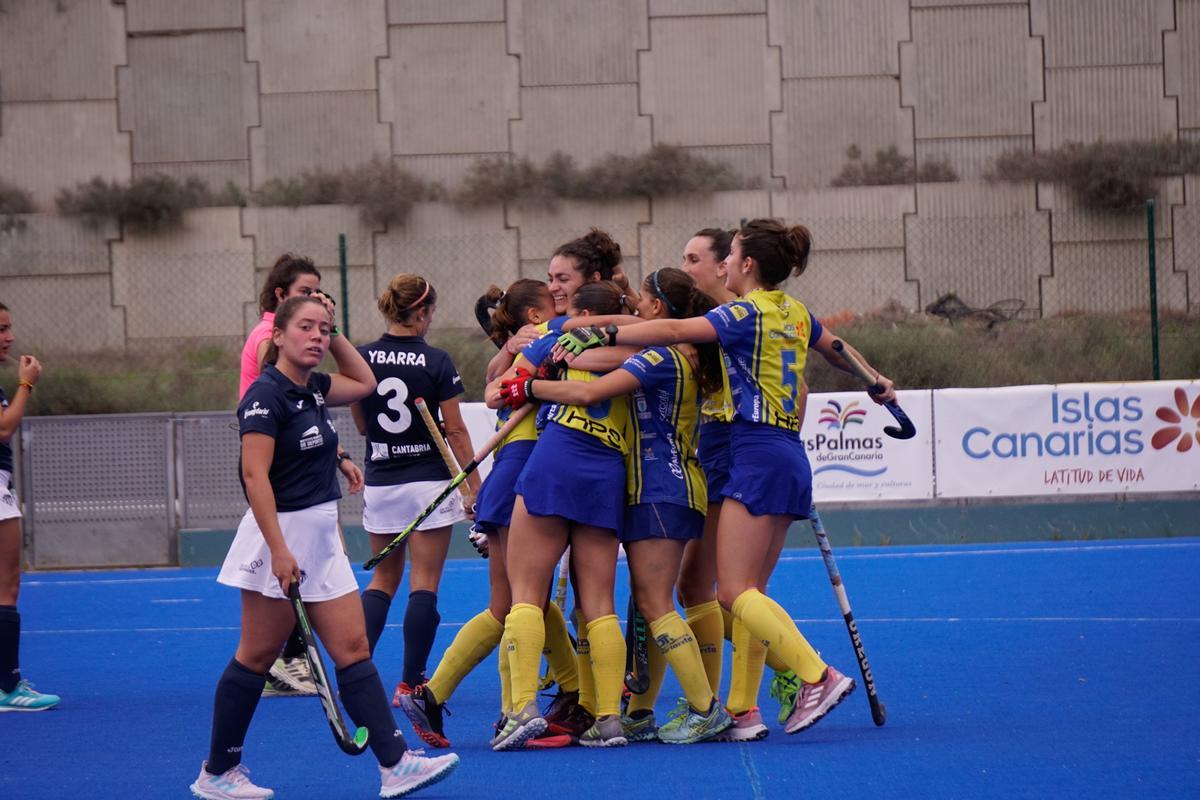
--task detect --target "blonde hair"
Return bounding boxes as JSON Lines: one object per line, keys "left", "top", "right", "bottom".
{"left": 379, "top": 273, "right": 437, "bottom": 325}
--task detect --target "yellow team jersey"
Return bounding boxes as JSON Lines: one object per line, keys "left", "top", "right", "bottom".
{"left": 495, "top": 353, "right": 540, "bottom": 451}
{"left": 544, "top": 365, "right": 632, "bottom": 455}
{"left": 702, "top": 289, "right": 812, "bottom": 433}
{"left": 699, "top": 357, "right": 734, "bottom": 424}
{"left": 622, "top": 346, "right": 706, "bottom": 513}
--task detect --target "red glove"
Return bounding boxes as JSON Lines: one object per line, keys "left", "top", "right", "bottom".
{"left": 536, "top": 359, "right": 565, "bottom": 381}
{"left": 500, "top": 367, "right": 536, "bottom": 410}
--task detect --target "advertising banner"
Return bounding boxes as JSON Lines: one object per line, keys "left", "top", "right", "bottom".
{"left": 934, "top": 381, "right": 1200, "bottom": 497}
{"left": 803, "top": 390, "right": 935, "bottom": 501}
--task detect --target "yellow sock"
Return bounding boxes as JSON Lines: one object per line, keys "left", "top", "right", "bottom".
{"left": 761, "top": 594, "right": 800, "bottom": 673}
{"left": 574, "top": 609, "right": 597, "bottom": 715}
{"left": 732, "top": 589, "right": 825, "bottom": 684}
{"left": 503, "top": 603, "right": 545, "bottom": 711}
{"left": 585, "top": 614, "right": 626, "bottom": 718}
{"left": 543, "top": 603, "right": 579, "bottom": 693}
{"left": 648, "top": 611, "right": 714, "bottom": 713}
{"left": 425, "top": 609, "right": 503, "bottom": 704}
{"left": 723, "top": 598, "right": 784, "bottom": 673}
{"left": 497, "top": 636, "right": 513, "bottom": 713}
{"left": 726, "top": 616, "right": 768, "bottom": 715}
{"left": 624, "top": 629, "right": 665, "bottom": 715}
{"left": 684, "top": 600, "right": 724, "bottom": 696}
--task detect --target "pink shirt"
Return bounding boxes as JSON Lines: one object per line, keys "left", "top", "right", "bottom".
{"left": 239, "top": 311, "right": 275, "bottom": 400}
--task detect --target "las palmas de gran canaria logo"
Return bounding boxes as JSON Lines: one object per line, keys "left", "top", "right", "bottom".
{"left": 807, "top": 399, "right": 886, "bottom": 477}
{"left": 1152, "top": 387, "right": 1200, "bottom": 454}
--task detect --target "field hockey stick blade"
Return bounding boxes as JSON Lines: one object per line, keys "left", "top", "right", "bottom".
{"left": 363, "top": 403, "right": 535, "bottom": 570}
{"left": 808, "top": 507, "right": 887, "bottom": 727}
{"left": 830, "top": 340, "right": 916, "bottom": 440}
{"left": 623, "top": 597, "right": 651, "bottom": 694}
{"left": 287, "top": 582, "right": 371, "bottom": 753}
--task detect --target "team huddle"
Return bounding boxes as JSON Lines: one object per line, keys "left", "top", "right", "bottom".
{"left": 0, "top": 219, "right": 896, "bottom": 800}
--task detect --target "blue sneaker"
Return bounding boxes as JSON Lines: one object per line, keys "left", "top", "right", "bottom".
{"left": 657, "top": 697, "right": 733, "bottom": 744}
{"left": 0, "top": 680, "right": 60, "bottom": 712}
{"left": 620, "top": 709, "right": 658, "bottom": 742}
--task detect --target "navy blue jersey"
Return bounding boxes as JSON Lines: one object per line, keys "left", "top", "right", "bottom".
{"left": 357, "top": 334, "right": 465, "bottom": 486}
{"left": 0, "top": 387, "right": 11, "bottom": 474}
{"left": 237, "top": 365, "right": 340, "bottom": 512}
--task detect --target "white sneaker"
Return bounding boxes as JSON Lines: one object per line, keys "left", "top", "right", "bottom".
{"left": 379, "top": 750, "right": 460, "bottom": 798}
{"left": 190, "top": 762, "right": 274, "bottom": 800}
{"left": 266, "top": 656, "right": 317, "bottom": 696}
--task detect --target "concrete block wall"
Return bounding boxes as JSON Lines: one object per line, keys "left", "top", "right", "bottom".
{"left": 0, "top": 0, "right": 1197, "bottom": 354}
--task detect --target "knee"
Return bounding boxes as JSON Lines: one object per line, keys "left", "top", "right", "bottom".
{"left": 235, "top": 644, "right": 282, "bottom": 674}
{"left": 330, "top": 635, "right": 371, "bottom": 669}
{"left": 716, "top": 585, "right": 746, "bottom": 611}
{"left": 674, "top": 576, "right": 710, "bottom": 609}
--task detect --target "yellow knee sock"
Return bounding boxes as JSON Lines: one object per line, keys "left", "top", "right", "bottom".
{"left": 585, "top": 614, "right": 626, "bottom": 718}
{"left": 684, "top": 600, "right": 724, "bottom": 696}
{"left": 574, "top": 609, "right": 597, "bottom": 716}
{"left": 726, "top": 616, "right": 768, "bottom": 715}
{"left": 425, "top": 609, "right": 503, "bottom": 704}
{"left": 624, "top": 630, "right": 665, "bottom": 715}
{"left": 649, "top": 611, "right": 714, "bottom": 713}
{"left": 761, "top": 593, "right": 801, "bottom": 673}
{"left": 724, "top": 598, "right": 786, "bottom": 673}
{"left": 497, "top": 636, "right": 513, "bottom": 713}
{"left": 543, "top": 602, "right": 579, "bottom": 694}
{"left": 732, "top": 589, "right": 825, "bottom": 684}
{"left": 503, "top": 603, "right": 545, "bottom": 711}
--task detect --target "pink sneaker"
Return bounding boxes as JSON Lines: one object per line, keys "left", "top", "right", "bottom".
{"left": 713, "top": 706, "right": 768, "bottom": 742}
{"left": 784, "top": 667, "right": 855, "bottom": 734}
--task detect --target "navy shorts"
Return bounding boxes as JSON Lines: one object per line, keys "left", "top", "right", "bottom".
{"left": 697, "top": 420, "right": 731, "bottom": 502}
{"left": 472, "top": 440, "right": 535, "bottom": 534}
{"left": 721, "top": 420, "right": 812, "bottom": 520}
{"left": 515, "top": 422, "right": 626, "bottom": 534}
{"left": 621, "top": 502, "right": 705, "bottom": 544}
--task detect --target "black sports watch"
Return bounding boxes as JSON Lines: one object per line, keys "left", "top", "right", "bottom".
{"left": 336, "top": 452, "right": 353, "bottom": 464}
{"left": 604, "top": 324, "right": 619, "bottom": 346}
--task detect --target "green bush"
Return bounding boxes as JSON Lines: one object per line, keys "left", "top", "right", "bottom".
{"left": 986, "top": 139, "right": 1200, "bottom": 211}
{"left": 55, "top": 174, "right": 245, "bottom": 234}
{"left": 831, "top": 145, "right": 957, "bottom": 187}
{"left": 456, "top": 145, "right": 756, "bottom": 208}
{"left": 0, "top": 178, "right": 34, "bottom": 233}
{"left": 252, "top": 158, "right": 437, "bottom": 227}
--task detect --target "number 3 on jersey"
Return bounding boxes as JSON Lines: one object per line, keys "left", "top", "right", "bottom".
{"left": 780, "top": 350, "right": 800, "bottom": 414}
{"left": 375, "top": 376, "right": 412, "bottom": 433}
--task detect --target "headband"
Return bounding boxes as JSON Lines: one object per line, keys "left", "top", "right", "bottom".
{"left": 406, "top": 279, "right": 431, "bottom": 309}
{"left": 651, "top": 271, "right": 680, "bottom": 316}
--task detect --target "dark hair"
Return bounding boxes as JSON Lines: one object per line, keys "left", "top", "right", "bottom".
{"left": 693, "top": 227, "right": 734, "bottom": 262}
{"left": 737, "top": 218, "right": 812, "bottom": 286}
{"left": 479, "top": 279, "right": 552, "bottom": 347}
{"left": 643, "top": 268, "right": 723, "bottom": 396}
{"left": 379, "top": 273, "right": 437, "bottom": 326}
{"left": 259, "top": 253, "right": 321, "bottom": 314}
{"left": 569, "top": 281, "right": 625, "bottom": 316}
{"left": 0, "top": 302, "right": 8, "bottom": 312}
{"left": 264, "top": 295, "right": 329, "bottom": 365}
{"left": 553, "top": 228, "right": 622, "bottom": 280}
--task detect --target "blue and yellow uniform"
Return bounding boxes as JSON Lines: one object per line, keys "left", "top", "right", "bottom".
{"left": 696, "top": 358, "right": 734, "bottom": 501}
{"left": 703, "top": 289, "right": 822, "bottom": 518}
{"left": 515, "top": 333, "right": 631, "bottom": 532}
{"left": 620, "top": 346, "right": 707, "bottom": 542}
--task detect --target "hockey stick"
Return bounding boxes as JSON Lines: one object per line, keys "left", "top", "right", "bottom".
{"left": 623, "top": 596, "right": 651, "bottom": 694}
{"left": 808, "top": 507, "right": 887, "bottom": 726}
{"left": 414, "top": 397, "right": 472, "bottom": 506}
{"left": 830, "top": 339, "right": 916, "bottom": 440}
{"left": 363, "top": 404, "right": 535, "bottom": 570}
{"left": 287, "top": 582, "right": 371, "bottom": 754}
{"left": 539, "top": 547, "right": 572, "bottom": 690}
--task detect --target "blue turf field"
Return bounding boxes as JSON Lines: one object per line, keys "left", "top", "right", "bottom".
{"left": 3, "top": 538, "right": 1199, "bottom": 800}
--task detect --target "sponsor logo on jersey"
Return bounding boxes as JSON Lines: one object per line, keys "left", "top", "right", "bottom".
{"left": 243, "top": 401, "right": 270, "bottom": 419}
{"left": 370, "top": 442, "right": 390, "bottom": 461}
{"left": 299, "top": 424, "right": 324, "bottom": 451}
{"left": 643, "top": 350, "right": 664, "bottom": 365}
{"left": 239, "top": 558, "right": 263, "bottom": 575}
{"left": 730, "top": 303, "right": 749, "bottom": 321}
{"left": 295, "top": 400, "right": 304, "bottom": 410}
{"left": 313, "top": 390, "right": 325, "bottom": 407}
{"left": 368, "top": 350, "right": 427, "bottom": 367}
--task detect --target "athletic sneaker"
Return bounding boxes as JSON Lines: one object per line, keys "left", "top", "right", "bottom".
{"left": 379, "top": 750, "right": 459, "bottom": 799}
{"left": 492, "top": 701, "right": 548, "bottom": 751}
{"left": 784, "top": 666, "right": 856, "bottom": 734}
{"left": 0, "top": 680, "right": 60, "bottom": 712}
{"left": 542, "top": 689, "right": 594, "bottom": 739}
{"left": 524, "top": 732, "right": 574, "bottom": 749}
{"left": 714, "top": 707, "right": 769, "bottom": 742}
{"left": 620, "top": 709, "right": 658, "bottom": 742}
{"left": 657, "top": 698, "right": 733, "bottom": 744}
{"left": 190, "top": 762, "right": 273, "bottom": 800}
{"left": 392, "top": 681, "right": 418, "bottom": 707}
{"left": 769, "top": 669, "right": 800, "bottom": 725}
{"left": 265, "top": 657, "right": 316, "bottom": 696}
{"left": 397, "top": 685, "right": 450, "bottom": 748}
{"left": 578, "top": 714, "right": 628, "bottom": 748}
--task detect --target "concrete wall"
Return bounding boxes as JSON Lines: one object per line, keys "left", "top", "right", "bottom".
{"left": 1, "top": 0, "right": 1198, "bottom": 351}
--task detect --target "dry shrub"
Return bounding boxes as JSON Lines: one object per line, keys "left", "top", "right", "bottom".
{"left": 831, "top": 145, "right": 957, "bottom": 187}
{"left": 56, "top": 174, "right": 245, "bottom": 233}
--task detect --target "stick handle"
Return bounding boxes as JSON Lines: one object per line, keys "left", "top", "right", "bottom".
{"left": 415, "top": 397, "right": 470, "bottom": 501}
{"left": 831, "top": 339, "right": 882, "bottom": 393}
{"left": 830, "top": 339, "right": 916, "bottom": 440}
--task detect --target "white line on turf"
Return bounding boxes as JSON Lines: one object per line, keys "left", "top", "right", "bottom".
{"left": 738, "top": 743, "right": 766, "bottom": 800}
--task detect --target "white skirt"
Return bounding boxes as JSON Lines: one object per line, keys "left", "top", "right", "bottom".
{"left": 217, "top": 500, "right": 358, "bottom": 602}
{"left": 0, "top": 471, "right": 21, "bottom": 522}
{"left": 362, "top": 480, "right": 468, "bottom": 534}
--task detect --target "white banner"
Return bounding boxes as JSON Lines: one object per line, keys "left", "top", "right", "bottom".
{"left": 461, "top": 403, "right": 502, "bottom": 480}
{"left": 803, "top": 390, "right": 935, "bottom": 501}
{"left": 934, "top": 381, "right": 1200, "bottom": 498}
